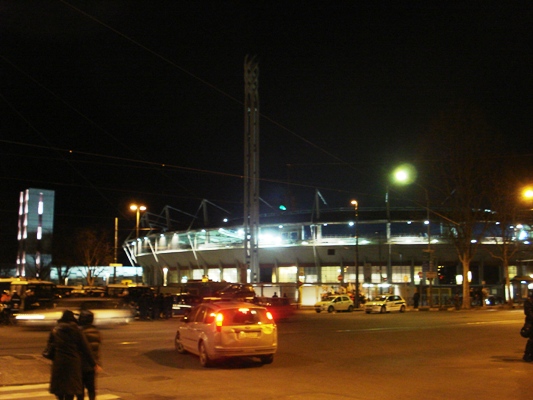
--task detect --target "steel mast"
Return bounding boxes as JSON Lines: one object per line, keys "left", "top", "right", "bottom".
{"left": 243, "top": 55, "right": 260, "bottom": 283}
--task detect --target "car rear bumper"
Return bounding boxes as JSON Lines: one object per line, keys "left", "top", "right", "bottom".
{"left": 212, "top": 345, "right": 277, "bottom": 359}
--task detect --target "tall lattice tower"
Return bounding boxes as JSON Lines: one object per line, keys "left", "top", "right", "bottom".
{"left": 243, "top": 55, "right": 260, "bottom": 283}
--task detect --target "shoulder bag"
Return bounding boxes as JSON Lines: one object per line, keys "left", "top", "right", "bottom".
{"left": 42, "top": 329, "right": 56, "bottom": 360}
{"left": 520, "top": 322, "right": 532, "bottom": 338}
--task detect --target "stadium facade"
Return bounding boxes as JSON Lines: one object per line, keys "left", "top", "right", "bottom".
{"left": 124, "top": 205, "right": 533, "bottom": 307}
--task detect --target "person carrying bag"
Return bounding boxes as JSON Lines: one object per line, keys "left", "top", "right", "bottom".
{"left": 46, "top": 310, "right": 100, "bottom": 400}
{"left": 42, "top": 329, "right": 56, "bottom": 360}
{"left": 77, "top": 310, "right": 102, "bottom": 400}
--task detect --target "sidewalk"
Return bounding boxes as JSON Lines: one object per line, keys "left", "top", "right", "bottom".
{"left": 0, "top": 354, "right": 50, "bottom": 386}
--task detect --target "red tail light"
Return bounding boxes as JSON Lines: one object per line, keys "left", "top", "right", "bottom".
{"left": 215, "top": 312, "right": 224, "bottom": 332}
{"left": 266, "top": 311, "right": 274, "bottom": 321}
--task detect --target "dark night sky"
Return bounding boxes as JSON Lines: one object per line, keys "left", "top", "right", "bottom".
{"left": 0, "top": 0, "right": 531, "bottom": 262}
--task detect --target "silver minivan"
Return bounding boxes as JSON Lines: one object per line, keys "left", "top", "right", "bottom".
{"left": 174, "top": 301, "right": 277, "bottom": 367}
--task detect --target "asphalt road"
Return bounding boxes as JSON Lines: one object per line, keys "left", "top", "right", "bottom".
{"left": 0, "top": 308, "right": 531, "bottom": 400}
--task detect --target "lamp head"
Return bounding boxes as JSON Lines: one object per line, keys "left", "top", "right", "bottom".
{"left": 391, "top": 163, "right": 417, "bottom": 186}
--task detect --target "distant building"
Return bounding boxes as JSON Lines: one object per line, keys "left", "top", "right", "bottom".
{"left": 17, "top": 188, "right": 55, "bottom": 279}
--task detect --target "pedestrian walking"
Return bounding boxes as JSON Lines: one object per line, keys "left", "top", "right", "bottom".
{"left": 47, "top": 310, "right": 99, "bottom": 400}
{"left": 413, "top": 290, "right": 420, "bottom": 309}
{"left": 10, "top": 291, "right": 21, "bottom": 310}
{"left": 151, "top": 293, "right": 162, "bottom": 320}
{"left": 163, "top": 294, "right": 174, "bottom": 319}
{"left": 77, "top": 310, "right": 102, "bottom": 400}
{"left": 1, "top": 290, "right": 11, "bottom": 303}
{"left": 522, "top": 289, "right": 533, "bottom": 363}
{"left": 138, "top": 292, "right": 150, "bottom": 320}
{"left": 0, "top": 291, "right": 12, "bottom": 325}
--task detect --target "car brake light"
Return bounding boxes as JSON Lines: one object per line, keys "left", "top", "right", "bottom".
{"left": 215, "top": 313, "right": 224, "bottom": 332}
{"left": 266, "top": 311, "right": 274, "bottom": 320}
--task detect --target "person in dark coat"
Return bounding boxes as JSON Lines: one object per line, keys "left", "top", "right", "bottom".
{"left": 413, "top": 290, "right": 420, "bottom": 309}
{"left": 138, "top": 292, "right": 151, "bottom": 320}
{"left": 151, "top": 293, "right": 162, "bottom": 320}
{"left": 10, "top": 291, "right": 21, "bottom": 310}
{"left": 47, "top": 310, "right": 98, "bottom": 400}
{"left": 77, "top": 310, "right": 102, "bottom": 400}
{"left": 523, "top": 289, "right": 533, "bottom": 362}
{"left": 163, "top": 294, "right": 174, "bottom": 319}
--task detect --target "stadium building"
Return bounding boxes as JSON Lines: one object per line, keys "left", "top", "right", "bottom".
{"left": 124, "top": 203, "right": 533, "bottom": 307}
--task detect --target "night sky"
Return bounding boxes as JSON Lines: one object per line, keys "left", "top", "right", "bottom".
{"left": 1, "top": 1, "right": 531, "bottom": 263}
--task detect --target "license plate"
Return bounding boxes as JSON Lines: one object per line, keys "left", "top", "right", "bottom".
{"left": 239, "top": 331, "right": 259, "bottom": 339}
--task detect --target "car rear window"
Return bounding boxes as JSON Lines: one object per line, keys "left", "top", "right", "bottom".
{"left": 219, "top": 307, "right": 271, "bottom": 325}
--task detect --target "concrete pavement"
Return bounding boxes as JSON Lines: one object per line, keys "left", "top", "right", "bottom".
{"left": 0, "top": 304, "right": 520, "bottom": 388}
{"left": 0, "top": 353, "right": 49, "bottom": 387}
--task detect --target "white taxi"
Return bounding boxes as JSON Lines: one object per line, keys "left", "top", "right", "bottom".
{"left": 365, "top": 294, "right": 407, "bottom": 314}
{"left": 314, "top": 295, "right": 354, "bottom": 313}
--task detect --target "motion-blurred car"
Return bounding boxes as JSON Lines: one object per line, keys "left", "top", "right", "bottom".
{"left": 256, "top": 296, "right": 295, "bottom": 320}
{"left": 485, "top": 295, "right": 504, "bottom": 306}
{"left": 314, "top": 295, "right": 354, "bottom": 313}
{"left": 174, "top": 301, "right": 277, "bottom": 367}
{"left": 15, "top": 298, "right": 135, "bottom": 327}
{"left": 365, "top": 294, "right": 407, "bottom": 314}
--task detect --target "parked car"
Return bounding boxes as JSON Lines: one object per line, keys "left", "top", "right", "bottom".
{"left": 15, "top": 298, "right": 135, "bottom": 327}
{"left": 172, "top": 294, "right": 202, "bottom": 316}
{"left": 365, "top": 294, "right": 407, "bottom": 314}
{"left": 314, "top": 295, "right": 354, "bottom": 313}
{"left": 174, "top": 301, "right": 277, "bottom": 367}
{"left": 206, "top": 283, "right": 257, "bottom": 302}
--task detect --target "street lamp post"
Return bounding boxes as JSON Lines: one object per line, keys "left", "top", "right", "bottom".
{"left": 130, "top": 204, "right": 147, "bottom": 239}
{"left": 392, "top": 164, "right": 433, "bottom": 307}
{"left": 351, "top": 200, "right": 360, "bottom": 309}
{"left": 130, "top": 204, "right": 146, "bottom": 285}
{"left": 420, "top": 186, "right": 434, "bottom": 307}
{"left": 386, "top": 186, "right": 392, "bottom": 287}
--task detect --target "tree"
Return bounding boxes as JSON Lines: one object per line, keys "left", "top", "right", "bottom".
{"left": 75, "top": 227, "right": 114, "bottom": 286}
{"left": 419, "top": 101, "right": 500, "bottom": 309}
{"left": 51, "top": 224, "right": 78, "bottom": 284}
{"left": 24, "top": 254, "right": 51, "bottom": 280}
{"left": 486, "top": 166, "right": 529, "bottom": 305}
